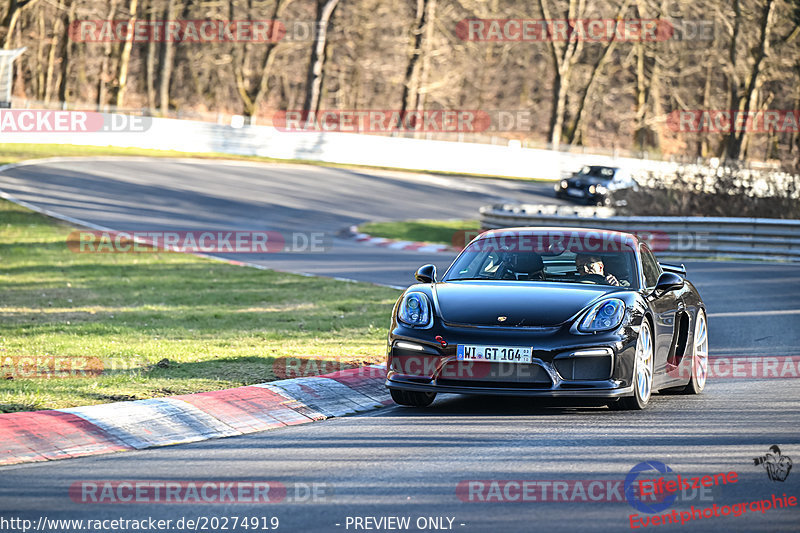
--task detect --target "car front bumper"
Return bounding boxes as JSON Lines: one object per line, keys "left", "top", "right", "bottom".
{"left": 386, "top": 376, "right": 634, "bottom": 398}
{"left": 385, "top": 322, "right": 638, "bottom": 398}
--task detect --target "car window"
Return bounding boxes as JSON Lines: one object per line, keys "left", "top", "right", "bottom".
{"left": 580, "top": 166, "right": 615, "bottom": 179}
{"left": 640, "top": 244, "right": 662, "bottom": 288}
{"left": 445, "top": 234, "right": 639, "bottom": 289}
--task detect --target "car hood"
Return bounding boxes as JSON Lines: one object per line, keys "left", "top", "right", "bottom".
{"left": 434, "top": 281, "right": 619, "bottom": 327}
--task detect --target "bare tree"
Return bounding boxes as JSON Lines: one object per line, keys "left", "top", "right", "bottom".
{"left": 726, "top": 0, "right": 776, "bottom": 159}
{"left": 110, "top": 0, "right": 138, "bottom": 107}
{"left": 399, "top": 0, "right": 436, "bottom": 117}
{"left": 302, "top": 0, "right": 340, "bottom": 115}
{"left": 538, "top": 0, "right": 586, "bottom": 149}
{"left": 2, "top": 0, "right": 39, "bottom": 48}
{"left": 96, "top": 0, "right": 119, "bottom": 107}
{"left": 56, "top": 0, "right": 75, "bottom": 102}
{"left": 158, "top": 0, "right": 178, "bottom": 114}
{"left": 231, "top": 0, "right": 291, "bottom": 119}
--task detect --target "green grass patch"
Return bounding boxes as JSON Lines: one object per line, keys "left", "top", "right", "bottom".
{"left": 0, "top": 199, "right": 399, "bottom": 412}
{"left": 358, "top": 219, "right": 481, "bottom": 246}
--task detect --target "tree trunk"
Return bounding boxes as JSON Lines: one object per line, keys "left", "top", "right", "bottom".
{"left": 112, "top": 0, "right": 138, "bottom": 108}
{"left": 3, "top": 0, "right": 41, "bottom": 49}
{"left": 302, "top": 0, "right": 340, "bottom": 115}
{"left": 97, "top": 0, "right": 119, "bottom": 107}
{"left": 43, "top": 0, "right": 65, "bottom": 103}
{"left": 158, "top": 0, "right": 177, "bottom": 114}
{"left": 698, "top": 54, "right": 714, "bottom": 158}
{"left": 567, "top": 0, "right": 630, "bottom": 145}
{"left": 144, "top": 0, "right": 156, "bottom": 111}
{"left": 232, "top": 0, "right": 289, "bottom": 118}
{"left": 399, "top": 0, "right": 436, "bottom": 118}
{"left": 727, "top": 0, "right": 774, "bottom": 160}
{"left": 34, "top": 6, "right": 44, "bottom": 100}
{"left": 57, "top": 0, "right": 75, "bottom": 102}
{"left": 538, "top": 0, "right": 585, "bottom": 149}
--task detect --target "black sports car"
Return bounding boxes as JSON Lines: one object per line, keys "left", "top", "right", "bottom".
{"left": 554, "top": 165, "right": 637, "bottom": 205}
{"left": 385, "top": 227, "right": 708, "bottom": 410}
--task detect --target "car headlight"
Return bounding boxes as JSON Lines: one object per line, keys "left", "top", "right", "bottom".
{"left": 398, "top": 292, "right": 433, "bottom": 328}
{"left": 560, "top": 180, "right": 569, "bottom": 189}
{"left": 595, "top": 184, "right": 607, "bottom": 194}
{"left": 589, "top": 185, "right": 596, "bottom": 194}
{"left": 578, "top": 299, "right": 626, "bottom": 332}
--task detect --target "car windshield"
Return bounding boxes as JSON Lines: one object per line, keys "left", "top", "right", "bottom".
{"left": 444, "top": 232, "right": 639, "bottom": 289}
{"left": 579, "top": 166, "right": 616, "bottom": 180}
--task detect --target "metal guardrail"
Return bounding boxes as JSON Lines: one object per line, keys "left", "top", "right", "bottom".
{"left": 479, "top": 204, "right": 800, "bottom": 261}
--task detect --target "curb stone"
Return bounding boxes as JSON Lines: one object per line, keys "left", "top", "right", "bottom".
{"left": 347, "top": 225, "right": 459, "bottom": 254}
{"left": 0, "top": 365, "right": 388, "bottom": 467}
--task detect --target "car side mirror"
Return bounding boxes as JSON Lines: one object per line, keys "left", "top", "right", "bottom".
{"left": 653, "top": 272, "right": 684, "bottom": 296}
{"left": 414, "top": 264, "right": 436, "bottom": 284}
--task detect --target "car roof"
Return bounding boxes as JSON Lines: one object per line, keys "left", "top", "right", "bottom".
{"left": 583, "top": 165, "right": 619, "bottom": 170}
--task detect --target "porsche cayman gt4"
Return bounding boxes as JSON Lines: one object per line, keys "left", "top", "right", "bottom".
{"left": 385, "top": 227, "right": 708, "bottom": 410}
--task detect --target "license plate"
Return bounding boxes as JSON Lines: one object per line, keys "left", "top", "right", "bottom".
{"left": 457, "top": 345, "right": 532, "bottom": 363}
{"left": 567, "top": 188, "right": 585, "bottom": 197}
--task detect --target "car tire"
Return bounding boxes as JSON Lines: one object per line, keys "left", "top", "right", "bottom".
{"left": 390, "top": 388, "right": 436, "bottom": 407}
{"left": 611, "top": 319, "right": 654, "bottom": 411}
{"left": 679, "top": 309, "right": 708, "bottom": 395}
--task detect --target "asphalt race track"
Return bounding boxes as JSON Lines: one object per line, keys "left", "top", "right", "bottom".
{"left": 1, "top": 159, "right": 799, "bottom": 532}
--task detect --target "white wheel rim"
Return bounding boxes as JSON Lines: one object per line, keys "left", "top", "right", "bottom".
{"left": 636, "top": 321, "right": 653, "bottom": 403}
{"left": 693, "top": 311, "right": 708, "bottom": 389}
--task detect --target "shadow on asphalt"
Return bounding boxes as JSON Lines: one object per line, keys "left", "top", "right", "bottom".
{"left": 384, "top": 393, "right": 616, "bottom": 416}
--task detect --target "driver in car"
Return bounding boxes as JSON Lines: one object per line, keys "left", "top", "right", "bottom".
{"left": 575, "top": 254, "right": 620, "bottom": 286}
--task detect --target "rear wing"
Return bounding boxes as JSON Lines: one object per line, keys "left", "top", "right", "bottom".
{"left": 659, "top": 262, "right": 686, "bottom": 276}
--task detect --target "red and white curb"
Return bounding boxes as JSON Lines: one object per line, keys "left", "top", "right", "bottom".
{"left": 349, "top": 225, "right": 457, "bottom": 254}
{"left": 0, "top": 365, "right": 389, "bottom": 467}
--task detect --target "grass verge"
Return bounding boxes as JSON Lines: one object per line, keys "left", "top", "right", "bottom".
{"left": 0, "top": 199, "right": 399, "bottom": 412}
{"left": 358, "top": 219, "right": 481, "bottom": 246}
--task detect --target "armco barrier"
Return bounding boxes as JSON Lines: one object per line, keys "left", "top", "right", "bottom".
{"left": 479, "top": 204, "right": 800, "bottom": 261}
